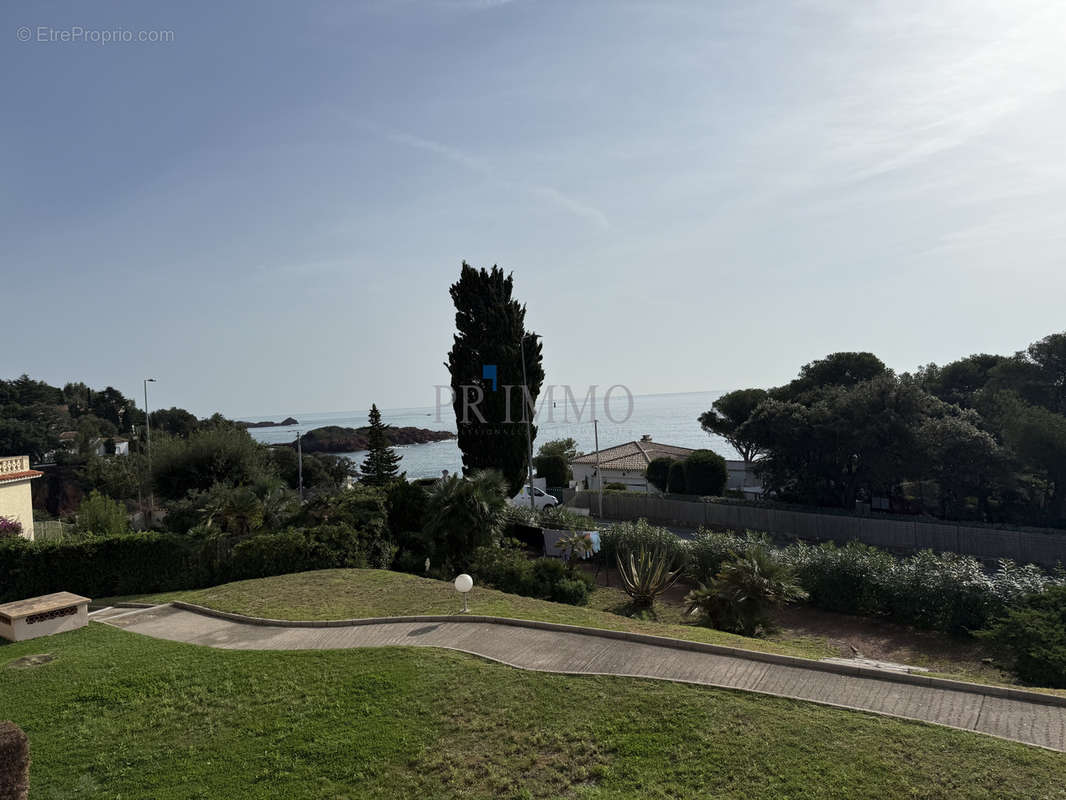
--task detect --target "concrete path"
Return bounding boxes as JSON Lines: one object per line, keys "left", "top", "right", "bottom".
{"left": 100, "top": 604, "right": 1066, "bottom": 753}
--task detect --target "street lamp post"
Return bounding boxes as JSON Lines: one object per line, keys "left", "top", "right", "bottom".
{"left": 594, "top": 417, "right": 603, "bottom": 518}
{"left": 520, "top": 333, "right": 539, "bottom": 510}
{"left": 143, "top": 378, "right": 156, "bottom": 516}
{"left": 296, "top": 429, "right": 304, "bottom": 501}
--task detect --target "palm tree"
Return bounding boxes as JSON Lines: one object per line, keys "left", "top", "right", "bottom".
{"left": 686, "top": 546, "right": 807, "bottom": 636}
{"left": 422, "top": 470, "right": 508, "bottom": 573}
{"left": 557, "top": 531, "right": 593, "bottom": 574}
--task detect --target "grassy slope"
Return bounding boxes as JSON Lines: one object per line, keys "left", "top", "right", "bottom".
{"left": 119, "top": 568, "right": 836, "bottom": 660}
{"left": 3, "top": 624, "right": 1065, "bottom": 800}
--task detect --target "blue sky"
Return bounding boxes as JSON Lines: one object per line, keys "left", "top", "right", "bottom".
{"left": 3, "top": 0, "right": 1065, "bottom": 418}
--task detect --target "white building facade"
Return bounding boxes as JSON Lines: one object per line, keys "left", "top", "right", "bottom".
{"left": 0, "top": 456, "right": 43, "bottom": 540}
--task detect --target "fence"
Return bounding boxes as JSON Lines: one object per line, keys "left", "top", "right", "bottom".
{"left": 570, "top": 492, "right": 1066, "bottom": 568}
{"left": 31, "top": 521, "right": 76, "bottom": 542}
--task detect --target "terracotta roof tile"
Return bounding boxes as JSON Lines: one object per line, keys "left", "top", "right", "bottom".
{"left": 572, "top": 440, "right": 695, "bottom": 470}
{"left": 0, "top": 470, "right": 44, "bottom": 483}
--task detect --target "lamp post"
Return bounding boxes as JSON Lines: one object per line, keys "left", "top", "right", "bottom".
{"left": 593, "top": 417, "right": 603, "bottom": 518}
{"left": 520, "top": 333, "right": 540, "bottom": 510}
{"left": 296, "top": 429, "right": 304, "bottom": 501}
{"left": 454, "top": 573, "right": 473, "bottom": 613}
{"left": 143, "top": 378, "right": 156, "bottom": 514}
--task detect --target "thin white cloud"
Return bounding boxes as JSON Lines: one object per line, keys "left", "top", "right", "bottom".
{"left": 384, "top": 128, "right": 609, "bottom": 230}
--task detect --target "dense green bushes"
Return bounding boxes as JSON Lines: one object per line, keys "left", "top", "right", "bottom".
{"left": 533, "top": 454, "right": 569, "bottom": 489}
{"left": 684, "top": 450, "right": 728, "bottom": 496}
{"left": 979, "top": 586, "right": 1066, "bottom": 687}
{"left": 0, "top": 519, "right": 394, "bottom": 602}
{"left": 151, "top": 424, "right": 274, "bottom": 501}
{"left": 470, "top": 545, "right": 591, "bottom": 605}
{"left": 783, "top": 541, "right": 1054, "bottom": 634}
{"left": 686, "top": 546, "right": 806, "bottom": 636}
{"left": 647, "top": 452, "right": 728, "bottom": 496}
{"left": 668, "top": 460, "right": 688, "bottom": 494}
{"left": 645, "top": 457, "right": 672, "bottom": 493}
{"left": 616, "top": 522, "right": 1061, "bottom": 637}
{"left": 0, "top": 533, "right": 205, "bottom": 600}
{"left": 687, "top": 529, "right": 769, "bottom": 585}
{"left": 601, "top": 519, "right": 687, "bottom": 568}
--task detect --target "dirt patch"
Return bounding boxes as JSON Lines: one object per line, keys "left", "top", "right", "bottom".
{"left": 770, "top": 605, "right": 1007, "bottom": 678}
{"left": 7, "top": 653, "right": 56, "bottom": 669}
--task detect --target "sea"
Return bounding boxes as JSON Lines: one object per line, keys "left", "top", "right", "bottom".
{"left": 242, "top": 390, "right": 737, "bottom": 479}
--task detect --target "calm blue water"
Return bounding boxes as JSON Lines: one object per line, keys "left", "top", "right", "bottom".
{"left": 243, "top": 390, "right": 736, "bottom": 479}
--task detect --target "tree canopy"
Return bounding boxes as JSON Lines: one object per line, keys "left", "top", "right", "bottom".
{"left": 695, "top": 330, "right": 1066, "bottom": 526}
{"left": 360, "top": 404, "right": 401, "bottom": 486}
{"left": 447, "top": 263, "right": 544, "bottom": 494}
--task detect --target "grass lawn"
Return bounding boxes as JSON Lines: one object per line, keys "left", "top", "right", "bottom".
{"left": 4, "top": 624, "right": 1066, "bottom": 799}
{"left": 112, "top": 568, "right": 836, "bottom": 660}
{"left": 112, "top": 569, "right": 1062, "bottom": 694}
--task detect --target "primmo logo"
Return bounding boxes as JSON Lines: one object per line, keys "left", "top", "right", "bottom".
{"left": 434, "top": 380, "right": 633, "bottom": 425}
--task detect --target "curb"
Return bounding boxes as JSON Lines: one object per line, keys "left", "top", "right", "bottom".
{"left": 167, "top": 601, "right": 1066, "bottom": 709}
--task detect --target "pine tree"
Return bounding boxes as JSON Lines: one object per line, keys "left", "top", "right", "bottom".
{"left": 360, "top": 404, "right": 401, "bottom": 486}
{"left": 447, "top": 262, "right": 544, "bottom": 494}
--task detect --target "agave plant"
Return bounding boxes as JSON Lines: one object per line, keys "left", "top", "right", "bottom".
{"left": 686, "top": 545, "right": 807, "bottom": 636}
{"left": 616, "top": 546, "right": 684, "bottom": 609}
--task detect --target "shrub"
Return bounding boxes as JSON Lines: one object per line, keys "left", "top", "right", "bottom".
{"left": 471, "top": 545, "right": 535, "bottom": 596}
{"left": 687, "top": 529, "right": 770, "bottom": 585}
{"left": 538, "top": 506, "right": 594, "bottom": 531}
{"left": 392, "top": 547, "right": 429, "bottom": 576}
{"left": 75, "top": 490, "right": 129, "bottom": 536}
{"left": 550, "top": 577, "right": 590, "bottom": 605}
{"left": 686, "top": 546, "right": 806, "bottom": 636}
{"left": 0, "top": 532, "right": 206, "bottom": 601}
{"left": 780, "top": 541, "right": 1059, "bottom": 634}
{"left": 979, "top": 585, "right": 1066, "bottom": 687}
{"left": 533, "top": 454, "right": 569, "bottom": 488}
{"left": 151, "top": 425, "right": 274, "bottom": 501}
{"left": 470, "top": 545, "right": 591, "bottom": 605}
{"left": 667, "top": 460, "right": 688, "bottom": 494}
{"left": 385, "top": 479, "right": 427, "bottom": 540}
{"left": 783, "top": 541, "right": 895, "bottom": 617}
{"left": 601, "top": 519, "right": 688, "bottom": 569}
{"left": 530, "top": 557, "right": 570, "bottom": 597}
{"left": 645, "top": 457, "right": 672, "bottom": 493}
{"left": 228, "top": 530, "right": 331, "bottom": 581}
{"left": 0, "top": 522, "right": 397, "bottom": 602}
{"left": 604, "top": 482, "right": 627, "bottom": 492}
{"left": 0, "top": 516, "right": 22, "bottom": 539}
{"left": 683, "top": 450, "right": 728, "bottom": 496}
{"left": 0, "top": 721, "right": 29, "bottom": 800}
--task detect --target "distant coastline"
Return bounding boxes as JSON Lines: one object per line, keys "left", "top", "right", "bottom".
{"left": 294, "top": 425, "right": 456, "bottom": 454}
{"left": 237, "top": 416, "right": 299, "bottom": 429}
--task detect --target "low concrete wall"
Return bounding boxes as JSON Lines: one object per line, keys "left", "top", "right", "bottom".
{"left": 586, "top": 493, "right": 1066, "bottom": 568}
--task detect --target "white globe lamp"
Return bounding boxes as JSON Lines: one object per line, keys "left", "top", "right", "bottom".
{"left": 454, "top": 573, "right": 474, "bottom": 613}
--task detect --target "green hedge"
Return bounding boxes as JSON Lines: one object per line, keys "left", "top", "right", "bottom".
{"left": 0, "top": 533, "right": 207, "bottom": 601}
{"left": 470, "top": 546, "right": 591, "bottom": 605}
{"left": 0, "top": 524, "right": 391, "bottom": 603}
{"left": 979, "top": 585, "right": 1066, "bottom": 687}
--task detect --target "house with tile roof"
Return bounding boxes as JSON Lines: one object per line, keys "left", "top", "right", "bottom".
{"left": 571, "top": 435, "right": 762, "bottom": 495}
{"left": 0, "top": 456, "right": 43, "bottom": 540}
{"left": 571, "top": 435, "right": 693, "bottom": 492}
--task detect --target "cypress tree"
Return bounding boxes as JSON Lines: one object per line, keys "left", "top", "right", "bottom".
{"left": 360, "top": 404, "right": 401, "bottom": 486}
{"left": 447, "top": 263, "right": 544, "bottom": 494}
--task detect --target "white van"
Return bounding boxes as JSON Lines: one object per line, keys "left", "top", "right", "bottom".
{"left": 509, "top": 485, "right": 559, "bottom": 509}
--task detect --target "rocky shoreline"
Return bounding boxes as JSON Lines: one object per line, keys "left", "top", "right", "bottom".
{"left": 237, "top": 417, "right": 299, "bottom": 429}
{"left": 294, "top": 425, "right": 455, "bottom": 453}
